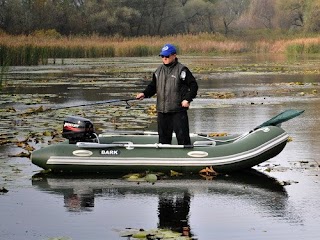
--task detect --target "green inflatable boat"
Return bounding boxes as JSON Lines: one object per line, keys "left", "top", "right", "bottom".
{"left": 31, "top": 109, "right": 304, "bottom": 174}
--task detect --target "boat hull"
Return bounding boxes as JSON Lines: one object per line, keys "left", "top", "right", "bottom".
{"left": 31, "top": 126, "right": 289, "bottom": 174}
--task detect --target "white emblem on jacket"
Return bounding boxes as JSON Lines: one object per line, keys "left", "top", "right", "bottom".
{"left": 180, "top": 71, "right": 186, "bottom": 80}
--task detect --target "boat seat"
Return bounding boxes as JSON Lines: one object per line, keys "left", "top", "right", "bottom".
{"left": 193, "top": 140, "right": 216, "bottom": 147}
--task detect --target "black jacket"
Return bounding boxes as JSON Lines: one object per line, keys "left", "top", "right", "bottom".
{"left": 143, "top": 59, "right": 198, "bottom": 113}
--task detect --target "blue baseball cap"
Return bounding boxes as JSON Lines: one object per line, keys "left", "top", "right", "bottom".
{"left": 159, "top": 44, "right": 177, "bottom": 56}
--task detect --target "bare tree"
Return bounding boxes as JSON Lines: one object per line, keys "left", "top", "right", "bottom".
{"left": 303, "top": 1, "right": 320, "bottom": 32}
{"left": 217, "top": 0, "right": 250, "bottom": 35}
{"left": 250, "top": 0, "right": 275, "bottom": 29}
{"left": 276, "top": 0, "right": 305, "bottom": 31}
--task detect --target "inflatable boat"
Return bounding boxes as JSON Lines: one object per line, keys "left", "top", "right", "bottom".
{"left": 31, "top": 109, "right": 304, "bottom": 174}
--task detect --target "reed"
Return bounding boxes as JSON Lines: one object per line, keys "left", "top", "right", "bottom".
{"left": 284, "top": 38, "right": 320, "bottom": 56}
{"left": 0, "top": 60, "right": 8, "bottom": 90}
{"left": 0, "top": 65, "right": 5, "bottom": 89}
{"left": 305, "top": 43, "right": 320, "bottom": 54}
{"left": 286, "top": 44, "right": 305, "bottom": 55}
{"left": 117, "top": 45, "right": 158, "bottom": 57}
{"left": 1, "top": 32, "right": 320, "bottom": 66}
{"left": 0, "top": 45, "right": 10, "bottom": 88}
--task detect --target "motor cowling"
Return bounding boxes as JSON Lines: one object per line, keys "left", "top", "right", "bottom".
{"left": 62, "top": 116, "right": 96, "bottom": 144}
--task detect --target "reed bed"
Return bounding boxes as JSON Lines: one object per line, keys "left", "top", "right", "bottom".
{"left": 254, "top": 37, "right": 320, "bottom": 55}
{"left": 1, "top": 33, "right": 320, "bottom": 66}
{"left": 284, "top": 38, "right": 320, "bottom": 55}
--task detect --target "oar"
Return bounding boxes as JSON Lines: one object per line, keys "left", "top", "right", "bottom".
{"left": 253, "top": 109, "right": 304, "bottom": 130}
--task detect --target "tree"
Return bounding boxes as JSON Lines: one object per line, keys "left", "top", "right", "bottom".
{"left": 122, "top": 0, "right": 185, "bottom": 36}
{"left": 1, "top": 0, "right": 320, "bottom": 36}
{"left": 216, "top": 0, "right": 250, "bottom": 35}
{"left": 276, "top": 0, "right": 304, "bottom": 31}
{"left": 182, "top": 0, "right": 216, "bottom": 33}
{"left": 1, "top": 0, "right": 30, "bottom": 34}
{"left": 250, "top": 0, "right": 276, "bottom": 29}
{"left": 303, "top": 0, "right": 320, "bottom": 32}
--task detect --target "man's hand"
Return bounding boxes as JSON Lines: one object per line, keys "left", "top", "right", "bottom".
{"left": 181, "top": 100, "right": 190, "bottom": 108}
{"left": 136, "top": 93, "right": 145, "bottom": 100}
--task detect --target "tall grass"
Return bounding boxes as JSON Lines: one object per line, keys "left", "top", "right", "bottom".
{"left": 1, "top": 32, "right": 320, "bottom": 66}
{"left": 285, "top": 39, "right": 320, "bottom": 55}
{"left": 0, "top": 62, "right": 8, "bottom": 90}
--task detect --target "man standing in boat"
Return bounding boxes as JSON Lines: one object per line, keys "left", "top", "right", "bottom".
{"left": 136, "top": 44, "right": 198, "bottom": 145}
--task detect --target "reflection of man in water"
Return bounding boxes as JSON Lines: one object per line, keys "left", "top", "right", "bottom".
{"left": 64, "top": 193, "right": 94, "bottom": 212}
{"left": 157, "top": 191, "right": 192, "bottom": 237}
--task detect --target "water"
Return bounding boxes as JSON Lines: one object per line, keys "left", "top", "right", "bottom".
{"left": 1, "top": 55, "right": 320, "bottom": 240}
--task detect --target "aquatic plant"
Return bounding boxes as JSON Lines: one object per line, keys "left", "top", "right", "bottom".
{"left": 0, "top": 33, "right": 262, "bottom": 66}
{"left": 119, "top": 228, "right": 192, "bottom": 239}
{"left": 118, "top": 45, "right": 158, "bottom": 57}
{"left": 284, "top": 37, "right": 320, "bottom": 56}
{"left": 0, "top": 48, "right": 9, "bottom": 89}
{"left": 1, "top": 33, "right": 320, "bottom": 66}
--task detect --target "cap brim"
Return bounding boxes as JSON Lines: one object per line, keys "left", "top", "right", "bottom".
{"left": 159, "top": 51, "right": 176, "bottom": 56}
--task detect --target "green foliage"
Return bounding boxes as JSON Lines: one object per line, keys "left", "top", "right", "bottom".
{"left": 286, "top": 44, "right": 305, "bottom": 55}
{"left": 306, "top": 43, "right": 320, "bottom": 54}
{"left": 286, "top": 42, "right": 320, "bottom": 55}
{"left": 31, "top": 29, "right": 62, "bottom": 39}
{"left": 0, "top": 44, "right": 47, "bottom": 66}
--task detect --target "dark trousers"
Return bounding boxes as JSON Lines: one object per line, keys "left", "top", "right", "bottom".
{"left": 157, "top": 111, "right": 191, "bottom": 145}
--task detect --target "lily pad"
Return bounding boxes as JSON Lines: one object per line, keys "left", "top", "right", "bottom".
{"left": 119, "top": 228, "right": 192, "bottom": 240}
{"left": 145, "top": 174, "right": 157, "bottom": 183}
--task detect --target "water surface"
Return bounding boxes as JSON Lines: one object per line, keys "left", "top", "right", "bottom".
{"left": 1, "top": 55, "right": 320, "bottom": 239}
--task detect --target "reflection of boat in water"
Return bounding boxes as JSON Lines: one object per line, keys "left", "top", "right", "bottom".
{"left": 32, "top": 169, "right": 288, "bottom": 236}
{"left": 32, "top": 169, "right": 289, "bottom": 237}
{"left": 32, "top": 169, "right": 287, "bottom": 201}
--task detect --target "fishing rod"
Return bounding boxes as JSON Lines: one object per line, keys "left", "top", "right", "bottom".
{"left": 50, "top": 98, "right": 136, "bottom": 111}
{"left": 2, "top": 97, "right": 137, "bottom": 118}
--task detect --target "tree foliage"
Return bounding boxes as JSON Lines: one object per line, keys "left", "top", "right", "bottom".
{"left": 1, "top": 0, "right": 320, "bottom": 36}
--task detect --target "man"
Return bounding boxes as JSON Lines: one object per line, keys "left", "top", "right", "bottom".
{"left": 136, "top": 44, "right": 198, "bottom": 145}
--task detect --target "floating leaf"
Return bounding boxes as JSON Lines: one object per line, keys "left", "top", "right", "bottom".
{"left": 8, "top": 152, "right": 31, "bottom": 158}
{"left": 119, "top": 228, "right": 192, "bottom": 240}
{"left": 208, "top": 132, "right": 227, "bottom": 137}
{"left": 43, "top": 130, "right": 52, "bottom": 136}
{"left": 199, "top": 166, "right": 217, "bottom": 176}
{"left": 0, "top": 187, "right": 9, "bottom": 193}
{"left": 5, "top": 107, "right": 16, "bottom": 113}
{"left": 123, "top": 173, "right": 143, "bottom": 179}
{"left": 123, "top": 173, "right": 146, "bottom": 182}
{"left": 0, "top": 139, "right": 14, "bottom": 145}
{"left": 132, "top": 231, "right": 149, "bottom": 238}
{"left": 170, "top": 170, "right": 183, "bottom": 177}
{"left": 145, "top": 174, "right": 157, "bottom": 183}
{"left": 203, "top": 91, "right": 236, "bottom": 99}
{"left": 47, "top": 237, "right": 72, "bottom": 240}
{"left": 287, "top": 136, "right": 293, "bottom": 142}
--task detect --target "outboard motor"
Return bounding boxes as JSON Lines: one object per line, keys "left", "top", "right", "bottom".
{"left": 62, "top": 116, "right": 96, "bottom": 144}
